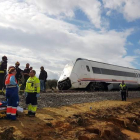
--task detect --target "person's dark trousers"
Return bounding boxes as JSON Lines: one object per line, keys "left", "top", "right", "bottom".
{"left": 0, "top": 74, "right": 5, "bottom": 92}
{"left": 40, "top": 80, "right": 45, "bottom": 92}
{"left": 121, "top": 92, "right": 126, "bottom": 101}
{"left": 23, "top": 77, "right": 29, "bottom": 90}
{"left": 26, "top": 93, "right": 37, "bottom": 116}
{"left": 44, "top": 81, "right": 46, "bottom": 91}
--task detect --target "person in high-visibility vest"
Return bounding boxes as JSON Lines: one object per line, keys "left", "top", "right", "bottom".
{"left": 119, "top": 80, "right": 127, "bottom": 101}
{"left": 25, "top": 70, "right": 40, "bottom": 117}
{"left": 0, "top": 56, "right": 8, "bottom": 93}
{"left": 5, "top": 66, "right": 19, "bottom": 120}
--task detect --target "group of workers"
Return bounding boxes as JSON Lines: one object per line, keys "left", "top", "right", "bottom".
{"left": 0, "top": 56, "right": 47, "bottom": 120}
{"left": 0, "top": 55, "right": 128, "bottom": 121}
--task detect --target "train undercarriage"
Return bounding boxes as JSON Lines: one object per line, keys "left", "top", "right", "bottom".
{"left": 87, "top": 82, "right": 108, "bottom": 91}
{"left": 87, "top": 82, "right": 140, "bottom": 92}
{"left": 58, "top": 80, "right": 140, "bottom": 91}
{"left": 58, "top": 78, "right": 72, "bottom": 90}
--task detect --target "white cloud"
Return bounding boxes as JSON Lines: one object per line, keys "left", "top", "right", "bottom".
{"left": 103, "top": 0, "right": 140, "bottom": 22}
{"left": 26, "top": 0, "right": 102, "bottom": 28}
{"left": 0, "top": 0, "right": 138, "bottom": 79}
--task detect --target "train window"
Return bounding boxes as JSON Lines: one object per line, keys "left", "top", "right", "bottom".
{"left": 119, "top": 71, "right": 123, "bottom": 76}
{"left": 120, "top": 71, "right": 125, "bottom": 76}
{"left": 92, "top": 67, "right": 101, "bottom": 74}
{"left": 110, "top": 70, "right": 114, "bottom": 75}
{"left": 101, "top": 68, "right": 111, "bottom": 75}
{"left": 113, "top": 70, "right": 117, "bottom": 76}
{"left": 129, "top": 73, "right": 134, "bottom": 77}
{"left": 125, "top": 72, "right": 135, "bottom": 77}
{"left": 124, "top": 72, "right": 127, "bottom": 76}
{"left": 125, "top": 72, "right": 129, "bottom": 77}
{"left": 114, "top": 70, "right": 120, "bottom": 76}
{"left": 92, "top": 67, "right": 136, "bottom": 77}
{"left": 86, "top": 66, "right": 90, "bottom": 72}
{"left": 116, "top": 71, "right": 121, "bottom": 76}
{"left": 128, "top": 73, "right": 132, "bottom": 77}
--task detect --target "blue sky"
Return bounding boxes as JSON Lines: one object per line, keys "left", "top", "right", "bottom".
{"left": 0, "top": 0, "right": 140, "bottom": 79}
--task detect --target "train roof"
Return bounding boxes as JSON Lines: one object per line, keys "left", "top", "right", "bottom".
{"left": 76, "top": 58, "right": 140, "bottom": 72}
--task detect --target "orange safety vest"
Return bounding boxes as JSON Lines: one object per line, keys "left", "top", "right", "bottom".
{"left": 5, "top": 74, "right": 17, "bottom": 85}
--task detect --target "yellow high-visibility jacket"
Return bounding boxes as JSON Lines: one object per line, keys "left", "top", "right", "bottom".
{"left": 25, "top": 76, "right": 40, "bottom": 93}
{"left": 119, "top": 84, "right": 127, "bottom": 91}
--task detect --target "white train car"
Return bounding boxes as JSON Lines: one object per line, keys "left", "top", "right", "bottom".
{"left": 58, "top": 58, "right": 140, "bottom": 91}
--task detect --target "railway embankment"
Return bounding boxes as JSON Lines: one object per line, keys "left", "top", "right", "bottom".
{"left": 21, "top": 91, "right": 140, "bottom": 108}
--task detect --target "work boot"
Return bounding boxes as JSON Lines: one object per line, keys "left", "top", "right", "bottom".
{"left": 29, "top": 112, "right": 35, "bottom": 117}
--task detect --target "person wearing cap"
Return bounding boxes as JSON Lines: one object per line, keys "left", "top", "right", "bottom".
{"left": 5, "top": 66, "right": 19, "bottom": 120}
{"left": 0, "top": 56, "right": 8, "bottom": 93}
{"left": 25, "top": 70, "right": 40, "bottom": 117}
{"left": 39, "top": 66, "right": 47, "bottom": 92}
{"left": 15, "top": 61, "right": 23, "bottom": 83}
{"left": 23, "top": 63, "right": 30, "bottom": 90}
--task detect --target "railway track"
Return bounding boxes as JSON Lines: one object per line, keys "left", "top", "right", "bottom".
{"left": 41, "top": 90, "right": 140, "bottom": 94}
{"left": 0, "top": 89, "right": 139, "bottom": 96}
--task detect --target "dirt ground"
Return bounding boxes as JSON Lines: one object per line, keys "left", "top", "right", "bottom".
{"left": 0, "top": 98, "right": 140, "bottom": 140}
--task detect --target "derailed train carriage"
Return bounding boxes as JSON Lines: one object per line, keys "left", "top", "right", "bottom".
{"left": 58, "top": 58, "right": 140, "bottom": 91}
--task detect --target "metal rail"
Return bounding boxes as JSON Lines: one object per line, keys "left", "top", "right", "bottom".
{"left": 40, "top": 90, "right": 140, "bottom": 94}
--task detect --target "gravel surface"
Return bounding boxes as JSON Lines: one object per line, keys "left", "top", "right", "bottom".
{"left": 0, "top": 91, "right": 140, "bottom": 109}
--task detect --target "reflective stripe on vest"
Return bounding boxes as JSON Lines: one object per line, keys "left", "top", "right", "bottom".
{"left": 5, "top": 74, "right": 17, "bottom": 85}
{"left": 0, "top": 71, "right": 4, "bottom": 73}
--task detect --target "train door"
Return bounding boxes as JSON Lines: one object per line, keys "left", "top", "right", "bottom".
{"left": 79, "top": 61, "right": 91, "bottom": 88}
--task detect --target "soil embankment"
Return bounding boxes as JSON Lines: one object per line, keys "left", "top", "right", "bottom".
{"left": 0, "top": 98, "right": 140, "bottom": 140}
